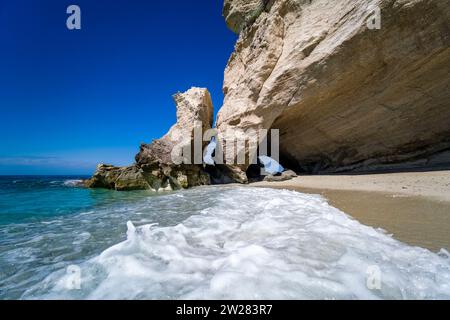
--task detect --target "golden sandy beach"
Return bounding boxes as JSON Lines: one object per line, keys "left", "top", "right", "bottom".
{"left": 253, "top": 171, "right": 450, "bottom": 252}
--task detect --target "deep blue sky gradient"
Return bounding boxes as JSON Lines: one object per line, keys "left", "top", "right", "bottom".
{"left": 0, "top": 0, "right": 237, "bottom": 175}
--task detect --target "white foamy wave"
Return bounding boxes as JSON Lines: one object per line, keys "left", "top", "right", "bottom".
{"left": 25, "top": 187, "right": 450, "bottom": 300}
{"left": 63, "top": 180, "right": 84, "bottom": 187}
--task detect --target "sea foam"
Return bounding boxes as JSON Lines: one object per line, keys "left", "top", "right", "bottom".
{"left": 63, "top": 179, "right": 84, "bottom": 187}
{"left": 24, "top": 187, "right": 450, "bottom": 300}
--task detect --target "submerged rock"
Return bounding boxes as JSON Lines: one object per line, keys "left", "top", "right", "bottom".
{"left": 86, "top": 88, "right": 213, "bottom": 191}
{"left": 217, "top": 0, "right": 450, "bottom": 174}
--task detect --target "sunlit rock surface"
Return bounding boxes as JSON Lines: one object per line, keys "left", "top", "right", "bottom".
{"left": 217, "top": 0, "right": 450, "bottom": 174}
{"left": 86, "top": 88, "right": 213, "bottom": 191}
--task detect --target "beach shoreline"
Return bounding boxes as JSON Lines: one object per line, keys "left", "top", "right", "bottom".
{"left": 252, "top": 171, "right": 450, "bottom": 252}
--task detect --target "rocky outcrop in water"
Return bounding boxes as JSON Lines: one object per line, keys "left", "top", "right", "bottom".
{"left": 218, "top": 0, "right": 450, "bottom": 174}
{"left": 86, "top": 88, "right": 213, "bottom": 191}
{"left": 85, "top": 164, "right": 156, "bottom": 191}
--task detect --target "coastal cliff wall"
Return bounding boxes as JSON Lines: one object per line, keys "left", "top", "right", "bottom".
{"left": 217, "top": 0, "right": 450, "bottom": 174}
{"left": 87, "top": 0, "right": 450, "bottom": 190}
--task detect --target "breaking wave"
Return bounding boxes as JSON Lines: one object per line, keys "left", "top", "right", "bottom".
{"left": 63, "top": 179, "right": 84, "bottom": 187}
{"left": 22, "top": 187, "right": 450, "bottom": 300}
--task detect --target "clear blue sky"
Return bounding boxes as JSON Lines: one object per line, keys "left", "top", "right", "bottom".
{"left": 0, "top": 0, "right": 237, "bottom": 175}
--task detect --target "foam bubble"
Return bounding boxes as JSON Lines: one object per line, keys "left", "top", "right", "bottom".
{"left": 23, "top": 187, "right": 450, "bottom": 300}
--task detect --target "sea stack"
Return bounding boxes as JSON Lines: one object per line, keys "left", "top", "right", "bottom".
{"left": 86, "top": 87, "right": 213, "bottom": 191}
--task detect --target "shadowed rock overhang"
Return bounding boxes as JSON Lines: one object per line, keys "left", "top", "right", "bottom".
{"left": 217, "top": 0, "right": 450, "bottom": 174}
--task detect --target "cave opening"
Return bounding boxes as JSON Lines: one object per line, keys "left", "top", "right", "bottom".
{"left": 246, "top": 163, "right": 264, "bottom": 182}
{"left": 279, "top": 149, "right": 304, "bottom": 174}
{"left": 204, "top": 164, "right": 238, "bottom": 185}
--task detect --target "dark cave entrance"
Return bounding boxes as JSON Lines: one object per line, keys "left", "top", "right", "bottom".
{"left": 279, "top": 149, "right": 304, "bottom": 173}
{"left": 246, "top": 162, "right": 264, "bottom": 182}
{"left": 204, "top": 164, "right": 237, "bottom": 185}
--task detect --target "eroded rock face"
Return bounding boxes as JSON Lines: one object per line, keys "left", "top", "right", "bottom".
{"left": 136, "top": 87, "right": 214, "bottom": 167}
{"left": 217, "top": 0, "right": 450, "bottom": 174}
{"left": 223, "top": 0, "right": 267, "bottom": 33}
{"left": 86, "top": 88, "right": 213, "bottom": 191}
{"left": 85, "top": 164, "right": 156, "bottom": 191}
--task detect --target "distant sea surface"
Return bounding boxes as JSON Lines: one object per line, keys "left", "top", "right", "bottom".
{"left": 1, "top": 176, "right": 450, "bottom": 300}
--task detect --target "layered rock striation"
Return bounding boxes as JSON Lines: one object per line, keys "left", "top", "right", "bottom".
{"left": 217, "top": 0, "right": 450, "bottom": 174}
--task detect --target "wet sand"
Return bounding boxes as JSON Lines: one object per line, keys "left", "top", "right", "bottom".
{"left": 252, "top": 171, "right": 450, "bottom": 252}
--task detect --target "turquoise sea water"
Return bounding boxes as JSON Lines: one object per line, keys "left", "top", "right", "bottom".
{"left": 0, "top": 176, "right": 196, "bottom": 299}
{"left": 1, "top": 176, "right": 449, "bottom": 299}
